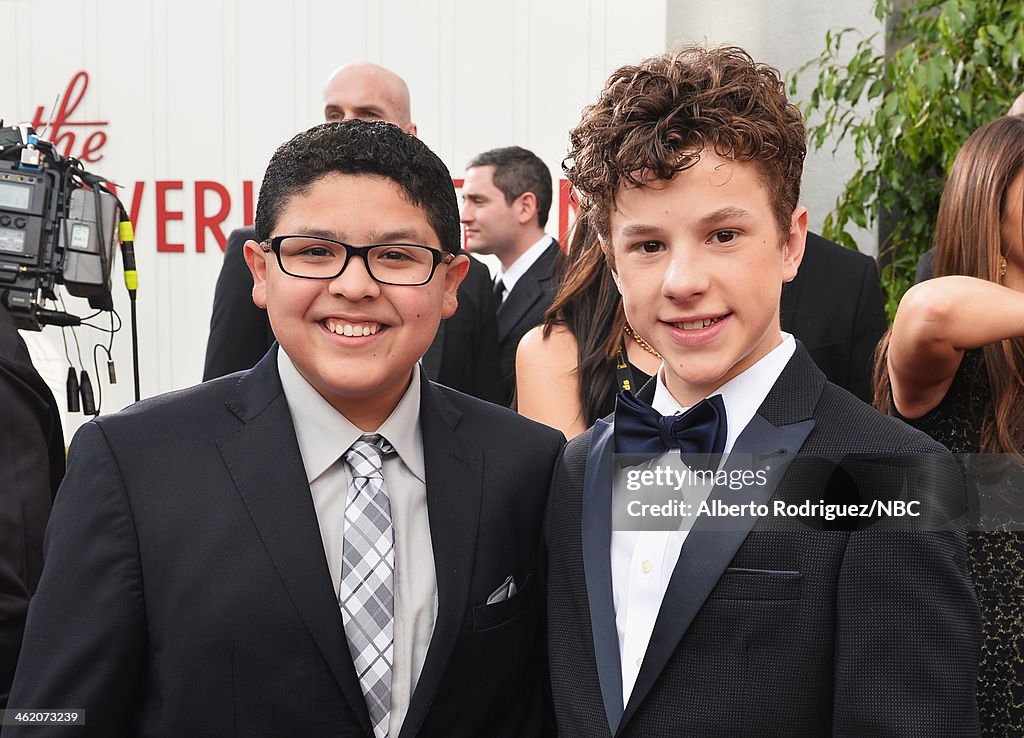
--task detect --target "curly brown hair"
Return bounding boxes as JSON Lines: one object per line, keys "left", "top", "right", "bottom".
{"left": 564, "top": 45, "right": 806, "bottom": 242}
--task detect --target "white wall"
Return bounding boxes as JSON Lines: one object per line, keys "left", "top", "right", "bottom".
{"left": 1, "top": 0, "right": 667, "bottom": 441}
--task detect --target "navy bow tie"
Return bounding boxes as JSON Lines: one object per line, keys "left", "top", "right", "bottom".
{"left": 614, "top": 391, "right": 728, "bottom": 461}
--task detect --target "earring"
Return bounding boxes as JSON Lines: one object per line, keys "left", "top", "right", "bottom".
{"left": 1000, "top": 255, "right": 1008, "bottom": 281}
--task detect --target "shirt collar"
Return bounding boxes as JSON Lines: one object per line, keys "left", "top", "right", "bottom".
{"left": 495, "top": 234, "right": 553, "bottom": 294}
{"left": 278, "top": 350, "right": 426, "bottom": 484}
{"left": 651, "top": 333, "right": 796, "bottom": 452}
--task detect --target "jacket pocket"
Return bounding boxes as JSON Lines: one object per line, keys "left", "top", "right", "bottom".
{"left": 472, "top": 573, "right": 535, "bottom": 631}
{"left": 708, "top": 567, "right": 803, "bottom": 601}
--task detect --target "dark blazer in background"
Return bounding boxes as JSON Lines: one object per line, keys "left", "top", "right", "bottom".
{"left": 6, "top": 348, "right": 563, "bottom": 737}
{"left": 203, "top": 227, "right": 505, "bottom": 404}
{"left": 496, "top": 241, "right": 559, "bottom": 404}
{"left": 0, "top": 307, "right": 63, "bottom": 708}
{"left": 781, "top": 232, "right": 888, "bottom": 403}
{"left": 915, "top": 247, "right": 936, "bottom": 283}
{"left": 546, "top": 345, "right": 980, "bottom": 737}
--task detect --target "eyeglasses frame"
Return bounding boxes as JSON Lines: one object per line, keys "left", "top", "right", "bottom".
{"left": 260, "top": 234, "right": 455, "bottom": 286}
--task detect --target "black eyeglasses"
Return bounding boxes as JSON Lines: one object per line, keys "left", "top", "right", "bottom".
{"left": 261, "top": 235, "right": 454, "bottom": 286}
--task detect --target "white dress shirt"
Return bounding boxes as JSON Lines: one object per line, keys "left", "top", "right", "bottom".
{"left": 278, "top": 352, "right": 437, "bottom": 737}
{"left": 494, "top": 234, "right": 553, "bottom": 302}
{"left": 610, "top": 333, "right": 796, "bottom": 705}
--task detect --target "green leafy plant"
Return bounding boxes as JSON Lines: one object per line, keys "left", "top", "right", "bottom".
{"left": 791, "top": 0, "right": 1024, "bottom": 319}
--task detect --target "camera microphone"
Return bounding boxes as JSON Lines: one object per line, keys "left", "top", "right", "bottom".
{"left": 79, "top": 370, "right": 97, "bottom": 415}
{"left": 36, "top": 308, "right": 81, "bottom": 327}
{"left": 66, "top": 367, "right": 80, "bottom": 413}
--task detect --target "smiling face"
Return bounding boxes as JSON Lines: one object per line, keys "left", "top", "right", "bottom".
{"left": 607, "top": 150, "right": 806, "bottom": 407}
{"left": 245, "top": 173, "right": 467, "bottom": 428}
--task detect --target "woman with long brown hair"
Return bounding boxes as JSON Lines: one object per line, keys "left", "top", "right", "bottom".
{"left": 879, "top": 114, "right": 1024, "bottom": 735}
{"left": 515, "top": 215, "right": 661, "bottom": 438}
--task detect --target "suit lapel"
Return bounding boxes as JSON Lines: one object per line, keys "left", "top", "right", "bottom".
{"left": 398, "top": 379, "right": 482, "bottom": 738}
{"left": 217, "top": 349, "right": 373, "bottom": 736}
{"left": 496, "top": 243, "right": 557, "bottom": 343}
{"left": 582, "top": 418, "right": 626, "bottom": 735}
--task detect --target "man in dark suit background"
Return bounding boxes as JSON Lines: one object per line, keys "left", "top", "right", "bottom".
{"left": 781, "top": 231, "right": 888, "bottom": 403}
{"left": 203, "top": 63, "right": 504, "bottom": 404}
{"left": 546, "top": 45, "right": 979, "bottom": 737}
{"left": 460, "top": 146, "right": 559, "bottom": 404}
{"left": 5, "top": 122, "right": 562, "bottom": 737}
{"left": 0, "top": 306, "right": 63, "bottom": 708}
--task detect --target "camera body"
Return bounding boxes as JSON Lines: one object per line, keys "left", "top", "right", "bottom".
{"left": 0, "top": 123, "right": 118, "bottom": 330}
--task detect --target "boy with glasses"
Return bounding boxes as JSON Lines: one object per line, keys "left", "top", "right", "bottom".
{"left": 7, "top": 121, "right": 562, "bottom": 737}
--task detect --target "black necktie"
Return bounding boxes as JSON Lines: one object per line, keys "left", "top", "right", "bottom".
{"left": 614, "top": 391, "right": 727, "bottom": 464}
{"left": 493, "top": 278, "right": 505, "bottom": 304}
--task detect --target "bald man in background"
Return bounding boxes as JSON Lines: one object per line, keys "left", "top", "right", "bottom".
{"left": 203, "top": 63, "right": 504, "bottom": 403}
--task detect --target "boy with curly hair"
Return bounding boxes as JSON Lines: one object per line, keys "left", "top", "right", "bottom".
{"left": 545, "top": 45, "right": 979, "bottom": 737}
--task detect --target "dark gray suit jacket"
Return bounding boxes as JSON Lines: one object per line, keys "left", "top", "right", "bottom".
{"left": 781, "top": 232, "right": 888, "bottom": 404}
{"left": 6, "top": 349, "right": 562, "bottom": 737}
{"left": 0, "top": 308, "right": 62, "bottom": 708}
{"left": 546, "top": 345, "right": 980, "bottom": 737}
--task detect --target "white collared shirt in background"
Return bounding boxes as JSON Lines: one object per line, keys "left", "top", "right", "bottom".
{"left": 279, "top": 351, "right": 436, "bottom": 737}
{"left": 494, "top": 234, "right": 553, "bottom": 301}
{"left": 611, "top": 334, "right": 796, "bottom": 705}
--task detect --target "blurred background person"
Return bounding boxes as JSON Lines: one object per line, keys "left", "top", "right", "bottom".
{"left": 779, "top": 232, "right": 887, "bottom": 403}
{"left": 461, "top": 146, "right": 559, "bottom": 404}
{"left": 515, "top": 215, "right": 660, "bottom": 438}
{"left": 0, "top": 304, "right": 63, "bottom": 707}
{"left": 204, "top": 63, "right": 503, "bottom": 403}
{"left": 876, "top": 114, "right": 1024, "bottom": 736}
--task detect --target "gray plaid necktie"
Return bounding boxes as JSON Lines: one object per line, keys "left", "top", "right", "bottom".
{"left": 341, "top": 434, "right": 395, "bottom": 738}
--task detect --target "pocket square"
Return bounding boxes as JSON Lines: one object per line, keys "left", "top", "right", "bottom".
{"left": 486, "top": 575, "right": 518, "bottom": 605}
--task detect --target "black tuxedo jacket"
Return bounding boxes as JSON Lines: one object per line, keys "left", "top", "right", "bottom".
{"left": 781, "top": 232, "right": 888, "bottom": 403}
{"left": 0, "top": 308, "right": 63, "bottom": 708}
{"left": 546, "top": 345, "right": 980, "bottom": 737}
{"left": 497, "top": 241, "right": 559, "bottom": 404}
{"left": 6, "top": 349, "right": 563, "bottom": 737}
{"left": 204, "top": 228, "right": 505, "bottom": 403}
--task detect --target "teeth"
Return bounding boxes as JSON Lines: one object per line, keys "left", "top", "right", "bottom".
{"left": 325, "top": 319, "right": 381, "bottom": 336}
{"left": 677, "top": 316, "right": 725, "bottom": 331}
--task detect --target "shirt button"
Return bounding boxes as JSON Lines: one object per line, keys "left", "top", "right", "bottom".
{"left": 642, "top": 560, "right": 652, "bottom": 574}
{"left": 635, "top": 657, "right": 643, "bottom": 668}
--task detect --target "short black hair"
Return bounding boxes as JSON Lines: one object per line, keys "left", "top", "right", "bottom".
{"left": 255, "top": 121, "right": 461, "bottom": 253}
{"left": 466, "top": 146, "right": 552, "bottom": 227}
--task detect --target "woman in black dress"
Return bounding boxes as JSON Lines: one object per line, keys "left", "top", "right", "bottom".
{"left": 878, "top": 114, "right": 1024, "bottom": 735}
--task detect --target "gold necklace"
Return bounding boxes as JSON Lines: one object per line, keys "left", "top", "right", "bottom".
{"left": 623, "top": 324, "right": 661, "bottom": 358}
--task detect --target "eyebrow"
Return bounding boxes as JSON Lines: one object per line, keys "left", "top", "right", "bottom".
{"left": 323, "top": 105, "right": 386, "bottom": 118}
{"left": 617, "top": 223, "right": 664, "bottom": 238}
{"left": 282, "top": 227, "right": 431, "bottom": 244}
{"left": 696, "top": 206, "right": 755, "bottom": 228}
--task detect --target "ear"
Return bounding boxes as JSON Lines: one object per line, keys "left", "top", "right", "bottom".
{"left": 516, "top": 191, "right": 538, "bottom": 226}
{"left": 243, "top": 239, "right": 270, "bottom": 309}
{"left": 440, "top": 254, "right": 470, "bottom": 318}
{"left": 404, "top": 121, "right": 419, "bottom": 137}
{"left": 781, "top": 205, "right": 808, "bottom": 283}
